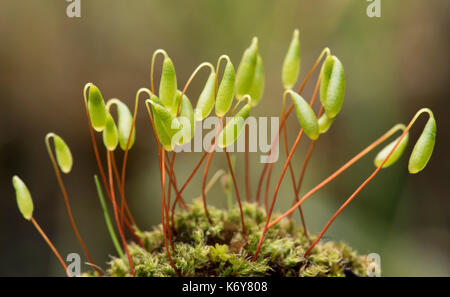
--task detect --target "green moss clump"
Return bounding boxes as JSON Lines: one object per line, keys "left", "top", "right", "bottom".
{"left": 105, "top": 200, "right": 368, "bottom": 277}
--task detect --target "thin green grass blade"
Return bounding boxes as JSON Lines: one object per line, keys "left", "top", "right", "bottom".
{"left": 94, "top": 175, "right": 124, "bottom": 258}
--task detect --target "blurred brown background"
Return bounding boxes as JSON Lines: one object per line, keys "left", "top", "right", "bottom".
{"left": 0, "top": 0, "right": 448, "bottom": 276}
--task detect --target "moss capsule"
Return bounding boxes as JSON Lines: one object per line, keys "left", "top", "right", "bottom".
{"left": 88, "top": 84, "right": 107, "bottom": 132}
{"left": 102, "top": 113, "right": 119, "bottom": 151}
{"left": 195, "top": 71, "right": 216, "bottom": 121}
{"left": 114, "top": 100, "right": 136, "bottom": 151}
{"left": 374, "top": 133, "right": 409, "bottom": 168}
{"left": 408, "top": 115, "right": 436, "bottom": 174}
{"left": 12, "top": 176, "right": 34, "bottom": 220}
{"left": 235, "top": 37, "right": 258, "bottom": 100}
{"left": 217, "top": 103, "right": 251, "bottom": 148}
{"left": 320, "top": 55, "right": 345, "bottom": 118}
{"left": 159, "top": 56, "right": 178, "bottom": 115}
{"left": 287, "top": 90, "right": 319, "bottom": 140}
{"left": 318, "top": 113, "right": 334, "bottom": 134}
{"left": 176, "top": 91, "right": 194, "bottom": 145}
{"left": 282, "top": 29, "right": 300, "bottom": 89}
{"left": 149, "top": 98, "right": 181, "bottom": 151}
{"left": 215, "top": 60, "right": 235, "bottom": 117}
{"left": 52, "top": 134, "right": 73, "bottom": 174}
{"left": 248, "top": 55, "right": 265, "bottom": 107}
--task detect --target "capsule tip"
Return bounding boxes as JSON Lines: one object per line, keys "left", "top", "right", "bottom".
{"left": 251, "top": 37, "right": 258, "bottom": 48}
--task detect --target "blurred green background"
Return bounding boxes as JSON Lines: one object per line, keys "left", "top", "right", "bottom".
{"left": 0, "top": 0, "right": 448, "bottom": 276}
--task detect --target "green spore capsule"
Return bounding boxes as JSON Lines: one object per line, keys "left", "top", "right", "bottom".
{"left": 195, "top": 71, "right": 216, "bottom": 121}
{"left": 52, "top": 134, "right": 73, "bottom": 174}
{"left": 217, "top": 103, "right": 251, "bottom": 148}
{"left": 318, "top": 113, "right": 334, "bottom": 134}
{"left": 287, "top": 91, "right": 319, "bottom": 140}
{"left": 374, "top": 133, "right": 409, "bottom": 168}
{"left": 235, "top": 37, "right": 258, "bottom": 100}
{"left": 102, "top": 113, "right": 119, "bottom": 151}
{"left": 113, "top": 100, "right": 136, "bottom": 151}
{"left": 176, "top": 91, "right": 194, "bottom": 145}
{"left": 408, "top": 115, "right": 436, "bottom": 174}
{"left": 320, "top": 55, "right": 345, "bottom": 118}
{"left": 149, "top": 98, "right": 181, "bottom": 151}
{"left": 159, "top": 56, "right": 178, "bottom": 115}
{"left": 215, "top": 59, "right": 235, "bottom": 117}
{"left": 282, "top": 29, "right": 300, "bottom": 89}
{"left": 88, "top": 84, "right": 107, "bottom": 132}
{"left": 248, "top": 55, "right": 265, "bottom": 107}
{"left": 12, "top": 175, "right": 34, "bottom": 220}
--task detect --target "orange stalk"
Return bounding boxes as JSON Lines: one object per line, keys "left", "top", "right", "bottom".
{"left": 171, "top": 151, "right": 208, "bottom": 217}
{"left": 225, "top": 150, "right": 247, "bottom": 237}
{"left": 31, "top": 217, "right": 70, "bottom": 277}
{"left": 253, "top": 71, "right": 323, "bottom": 261}
{"left": 45, "top": 136, "right": 100, "bottom": 276}
{"left": 304, "top": 111, "right": 427, "bottom": 256}
{"left": 201, "top": 118, "right": 223, "bottom": 224}
{"left": 83, "top": 84, "right": 140, "bottom": 244}
{"left": 160, "top": 150, "right": 179, "bottom": 274}
{"left": 144, "top": 98, "right": 178, "bottom": 272}
{"left": 245, "top": 126, "right": 252, "bottom": 202}
{"left": 253, "top": 129, "right": 305, "bottom": 261}
{"left": 256, "top": 48, "right": 330, "bottom": 206}
{"left": 107, "top": 151, "right": 135, "bottom": 276}
{"left": 268, "top": 124, "right": 406, "bottom": 229}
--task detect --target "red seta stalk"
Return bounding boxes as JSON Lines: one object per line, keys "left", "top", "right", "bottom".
{"left": 144, "top": 99, "right": 178, "bottom": 272}
{"left": 31, "top": 217, "right": 71, "bottom": 277}
{"left": 245, "top": 126, "right": 252, "bottom": 202}
{"left": 46, "top": 135, "right": 101, "bottom": 276}
{"left": 303, "top": 114, "right": 422, "bottom": 256}
{"left": 267, "top": 124, "right": 406, "bottom": 229}
{"left": 253, "top": 129, "right": 305, "bottom": 261}
{"left": 253, "top": 71, "right": 323, "bottom": 261}
{"left": 106, "top": 150, "right": 135, "bottom": 276}
{"left": 281, "top": 111, "right": 308, "bottom": 236}
{"left": 159, "top": 150, "right": 179, "bottom": 274}
{"left": 171, "top": 151, "right": 208, "bottom": 222}
{"left": 83, "top": 86, "right": 142, "bottom": 247}
{"left": 201, "top": 118, "right": 223, "bottom": 224}
{"left": 225, "top": 150, "right": 247, "bottom": 237}
{"left": 255, "top": 48, "right": 330, "bottom": 207}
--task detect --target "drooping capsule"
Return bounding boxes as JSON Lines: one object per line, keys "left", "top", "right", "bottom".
{"left": 149, "top": 98, "right": 181, "bottom": 151}
{"left": 320, "top": 55, "right": 345, "bottom": 118}
{"left": 248, "top": 55, "right": 265, "bottom": 107}
{"left": 217, "top": 103, "right": 251, "bottom": 148}
{"left": 374, "top": 133, "right": 409, "bottom": 168}
{"left": 194, "top": 71, "right": 216, "bottom": 121}
{"left": 235, "top": 37, "right": 258, "bottom": 100}
{"left": 176, "top": 91, "right": 194, "bottom": 145}
{"left": 215, "top": 59, "right": 235, "bottom": 117}
{"left": 159, "top": 56, "right": 178, "bottom": 115}
{"left": 408, "top": 115, "right": 436, "bottom": 174}
{"left": 12, "top": 175, "right": 34, "bottom": 220}
{"left": 282, "top": 29, "right": 300, "bottom": 89}
{"left": 113, "top": 100, "right": 136, "bottom": 151}
{"left": 318, "top": 113, "right": 334, "bottom": 134}
{"left": 102, "top": 113, "right": 119, "bottom": 151}
{"left": 288, "top": 91, "right": 319, "bottom": 140}
{"left": 52, "top": 134, "right": 73, "bottom": 174}
{"left": 88, "top": 84, "right": 107, "bottom": 132}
